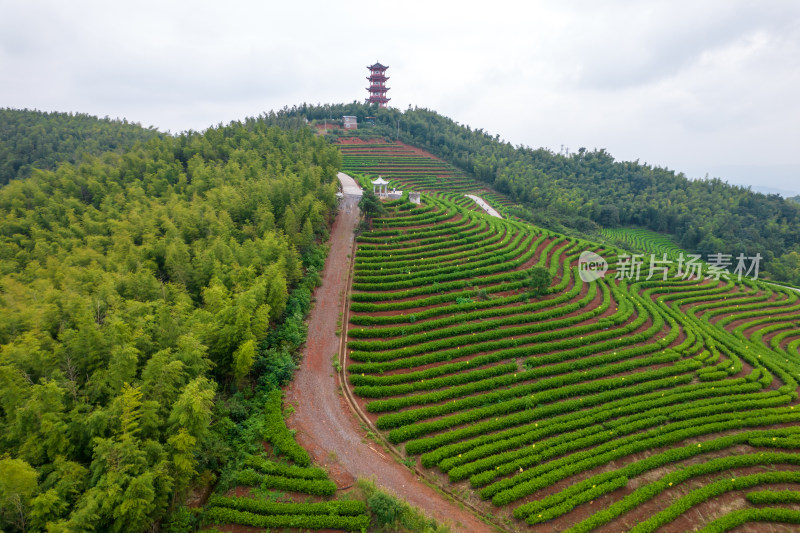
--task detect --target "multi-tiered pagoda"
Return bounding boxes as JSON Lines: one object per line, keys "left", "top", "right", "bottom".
{"left": 366, "top": 62, "right": 390, "bottom": 108}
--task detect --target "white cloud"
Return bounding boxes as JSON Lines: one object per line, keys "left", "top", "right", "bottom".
{"left": 1, "top": 0, "right": 798, "bottom": 191}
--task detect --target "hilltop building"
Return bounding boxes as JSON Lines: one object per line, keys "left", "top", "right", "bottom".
{"left": 342, "top": 115, "right": 357, "bottom": 130}
{"left": 367, "top": 62, "right": 390, "bottom": 108}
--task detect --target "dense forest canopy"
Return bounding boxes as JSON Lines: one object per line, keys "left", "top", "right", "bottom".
{"left": 0, "top": 110, "right": 340, "bottom": 531}
{"left": 0, "top": 108, "right": 163, "bottom": 186}
{"left": 1, "top": 102, "right": 799, "bottom": 530}
{"left": 287, "top": 103, "right": 800, "bottom": 285}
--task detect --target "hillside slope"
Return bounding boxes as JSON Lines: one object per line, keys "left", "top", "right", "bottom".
{"left": 0, "top": 108, "right": 163, "bottom": 185}
{"left": 0, "top": 116, "right": 340, "bottom": 531}
{"left": 339, "top": 139, "right": 800, "bottom": 531}
{"left": 291, "top": 103, "right": 800, "bottom": 286}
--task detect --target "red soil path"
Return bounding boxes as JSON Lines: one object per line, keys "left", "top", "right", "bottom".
{"left": 285, "top": 173, "right": 495, "bottom": 533}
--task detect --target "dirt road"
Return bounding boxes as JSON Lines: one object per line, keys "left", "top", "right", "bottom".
{"left": 285, "top": 172, "right": 494, "bottom": 532}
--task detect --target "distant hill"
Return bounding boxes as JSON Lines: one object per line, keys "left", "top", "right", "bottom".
{"left": 790, "top": 195, "right": 800, "bottom": 204}
{"left": 0, "top": 108, "right": 163, "bottom": 185}
{"left": 287, "top": 103, "right": 800, "bottom": 285}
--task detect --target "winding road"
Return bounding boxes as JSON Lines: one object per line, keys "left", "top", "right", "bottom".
{"left": 285, "top": 172, "right": 494, "bottom": 533}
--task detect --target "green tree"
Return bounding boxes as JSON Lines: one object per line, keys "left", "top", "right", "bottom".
{"left": 297, "top": 217, "right": 315, "bottom": 252}
{"left": 167, "top": 429, "right": 197, "bottom": 499}
{"left": 359, "top": 189, "right": 386, "bottom": 219}
{"left": 265, "top": 269, "right": 289, "bottom": 321}
{"left": 167, "top": 377, "right": 216, "bottom": 441}
{"left": 525, "top": 266, "right": 552, "bottom": 296}
{"left": 282, "top": 206, "right": 298, "bottom": 238}
{"left": 232, "top": 339, "right": 256, "bottom": 383}
{"left": 119, "top": 383, "right": 143, "bottom": 440}
{"left": 0, "top": 457, "right": 39, "bottom": 531}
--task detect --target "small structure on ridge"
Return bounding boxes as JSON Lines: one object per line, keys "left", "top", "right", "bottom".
{"left": 342, "top": 116, "right": 357, "bottom": 130}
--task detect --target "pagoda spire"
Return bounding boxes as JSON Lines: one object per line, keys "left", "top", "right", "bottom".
{"left": 366, "top": 61, "right": 390, "bottom": 108}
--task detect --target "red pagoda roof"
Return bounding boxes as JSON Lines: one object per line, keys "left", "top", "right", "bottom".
{"left": 368, "top": 61, "right": 388, "bottom": 70}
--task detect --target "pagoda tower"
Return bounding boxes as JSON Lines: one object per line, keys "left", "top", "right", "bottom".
{"left": 366, "top": 61, "right": 390, "bottom": 108}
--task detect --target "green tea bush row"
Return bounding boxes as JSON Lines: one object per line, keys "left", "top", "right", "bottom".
{"left": 691, "top": 291, "right": 776, "bottom": 321}
{"left": 377, "top": 354, "right": 690, "bottom": 429}
{"left": 386, "top": 365, "right": 698, "bottom": 442}
{"left": 356, "top": 228, "right": 518, "bottom": 278}
{"left": 515, "top": 427, "right": 800, "bottom": 523}
{"left": 460, "top": 416, "right": 666, "bottom": 485}
{"left": 372, "top": 206, "right": 456, "bottom": 228}
{"left": 350, "top": 265, "right": 532, "bottom": 302}
{"left": 628, "top": 467, "right": 800, "bottom": 533}
{"left": 242, "top": 455, "right": 328, "bottom": 480}
{"left": 746, "top": 489, "right": 800, "bottom": 504}
{"left": 352, "top": 231, "right": 536, "bottom": 291}
{"left": 714, "top": 299, "right": 800, "bottom": 329}
{"left": 355, "top": 229, "right": 509, "bottom": 272}
{"left": 355, "top": 220, "right": 498, "bottom": 261}
{"left": 357, "top": 214, "right": 477, "bottom": 245}
{"left": 354, "top": 363, "right": 517, "bottom": 398}
{"left": 350, "top": 278, "right": 527, "bottom": 313}
{"left": 206, "top": 495, "right": 366, "bottom": 516}
{"left": 349, "top": 281, "right": 600, "bottom": 345}
{"left": 471, "top": 395, "right": 772, "bottom": 489}
{"left": 357, "top": 217, "right": 485, "bottom": 248}
{"left": 697, "top": 508, "right": 800, "bottom": 533}
{"left": 447, "top": 390, "right": 782, "bottom": 482}
{"left": 354, "top": 227, "right": 527, "bottom": 284}
{"left": 350, "top": 287, "right": 631, "bottom": 365}
{"left": 359, "top": 229, "right": 402, "bottom": 238}
{"left": 204, "top": 507, "right": 369, "bottom": 531}
{"left": 487, "top": 409, "right": 800, "bottom": 506}
{"left": 421, "top": 379, "right": 757, "bottom": 466}
{"left": 526, "top": 476, "right": 629, "bottom": 525}
{"left": 356, "top": 219, "right": 490, "bottom": 256}
{"left": 368, "top": 350, "right": 679, "bottom": 415}
{"left": 747, "top": 435, "right": 800, "bottom": 449}
{"left": 350, "top": 277, "right": 559, "bottom": 325}
{"left": 357, "top": 325, "right": 674, "bottom": 396}
{"left": 263, "top": 389, "right": 310, "bottom": 466}
{"left": 234, "top": 469, "right": 337, "bottom": 495}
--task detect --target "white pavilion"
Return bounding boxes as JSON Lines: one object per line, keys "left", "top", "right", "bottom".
{"left": 371, "top": 176, "right": 389, "bottom": 197}
{"left": 371, "top": 176, "right": 402, "bottom": 199}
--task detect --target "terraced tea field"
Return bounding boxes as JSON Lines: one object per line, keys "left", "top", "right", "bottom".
{"left": 204, "top": 390, "right": 370, "bottom": 531}
{"left": 602, "top": 227, "right": 687, "bottom": 261}
{"left": 338, "top": 139, "right": 489, "bottom": 194}
{"left": 344, "top": 189, "right": 800, "bottom": 531}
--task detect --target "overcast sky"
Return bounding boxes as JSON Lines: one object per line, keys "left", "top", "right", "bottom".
{"left": 2, "top": 0, "right": 799, "bottom": 195}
